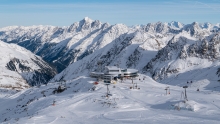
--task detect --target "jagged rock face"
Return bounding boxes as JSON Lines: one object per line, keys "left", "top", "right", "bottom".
{"left": 126, "top": 48, "right": 141, "bottom": 68}
{"left": 143, "top": 32, "right": 220, "bottom": 80}
{"left": 0, "top": 41, "right": 56, "bottom": 89}
{"left": 6, "top": 58, "right": 32, "bottom": 72}
{"left": 5, "top": 57, "right": 56, "bottom": 86}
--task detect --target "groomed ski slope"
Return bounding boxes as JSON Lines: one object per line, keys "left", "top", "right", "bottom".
{"left": 1, "top": 75, "right": 220, "bottom": 124}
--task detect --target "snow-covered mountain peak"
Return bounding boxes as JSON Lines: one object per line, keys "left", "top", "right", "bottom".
{"left": 192, "top": 21, "right": 199, "bottom": 25}
{"left": 101, "top": 22, "right": 110, "bottom": 29}
{"left": 182, "top": 22, "right": 212, "bottom": 37}
{"left": 131, "top": 24, "right": 148, "bottom": 29}
{"left": 83, "top": 17, "right": 93, "bottom": 23}
{"left": 201, "top": 22, "right": 212, "bottom": 29}
{"left": 168, "top": 21, "right": 184, "bottom": 29}
{"left": 67, "top": 17, "right": 102, "bottom": 32}
{"left": 143, "top": 22, "right": 171, "bottom": 34}
{"left": 105, "top": 23, "right": 128, "bottom": 35}
{"left": 79, "top": 17, "right": 94, "bottom": 26}
{"left": 113, "top": 23, "right": 127, "bottom": 28}
{"left": 191, "top": 22, "right": 201, "bottom": 29}
{"left": 215, "top": 23, "right": 220, "bottom": 27}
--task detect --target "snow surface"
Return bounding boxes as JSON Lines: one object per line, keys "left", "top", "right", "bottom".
{"left": 1, "top": 74, "right": 220, "bottom": 123}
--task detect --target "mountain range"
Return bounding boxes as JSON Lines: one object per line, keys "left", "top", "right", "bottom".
{"left": 0, "top": 17, "right": 220, "bottom": 87}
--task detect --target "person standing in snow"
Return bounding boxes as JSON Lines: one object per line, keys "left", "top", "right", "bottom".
{"left": 53, "top": 100, "right": 56, "bottom": 106}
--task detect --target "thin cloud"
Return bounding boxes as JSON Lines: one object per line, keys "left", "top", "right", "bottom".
{"left": 195, "top": 1, "right": 220, "bottom": 13}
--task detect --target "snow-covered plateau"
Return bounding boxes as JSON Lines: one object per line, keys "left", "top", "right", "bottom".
{"left": 0, "top": 17, "right": 220, "bottom": 123}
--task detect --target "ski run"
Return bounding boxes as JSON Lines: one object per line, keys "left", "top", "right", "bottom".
{"left": 1, "top": 74, "right": 220, "bottom": 123}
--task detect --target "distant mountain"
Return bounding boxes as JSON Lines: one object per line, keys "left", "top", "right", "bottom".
{"left": 0, "top": 41, "right": 56, "bottom": 89}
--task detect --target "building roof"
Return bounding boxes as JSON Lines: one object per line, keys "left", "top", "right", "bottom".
{"left": 105, "top": 66, "right": 120, "bottom": 70}
{"left": 126, "top": 69, "right": 138, "bottom": 73}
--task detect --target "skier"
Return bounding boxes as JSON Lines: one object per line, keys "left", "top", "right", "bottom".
{"left": 53, "top": 100, "right": 56, "bottom": 106}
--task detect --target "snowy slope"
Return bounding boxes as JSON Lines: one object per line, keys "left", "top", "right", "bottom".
{"left": 0, "top": 41, "right": 56, "bottom": 89}
{"left": 1, "top": 75, "right": 220, "bottom": 123}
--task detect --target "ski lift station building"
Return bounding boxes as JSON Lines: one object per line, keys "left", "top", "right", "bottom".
{"left": 90, "top": 66, "right": 139, "bottom": 80}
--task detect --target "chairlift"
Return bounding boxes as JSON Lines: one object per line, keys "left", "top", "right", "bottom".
{"left": 104, "top": 83, "right": 112, "bottom": 97}
{"left": 165, "top": 86, "right": 170, "bottom": 95}
{"left": 183, "top": 86, "right": 188, "bottom": 101}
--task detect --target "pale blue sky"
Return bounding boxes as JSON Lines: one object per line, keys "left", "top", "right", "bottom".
{"left": 0, "top": 0, "right": 220, "bottom": 27}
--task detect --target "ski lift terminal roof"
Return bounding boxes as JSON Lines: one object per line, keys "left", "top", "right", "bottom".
{"left": 105, "top": 66, "right": 138, "bottom": 73}
{"left": 90, "top": 66, "right": 138, "bottom": 78}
